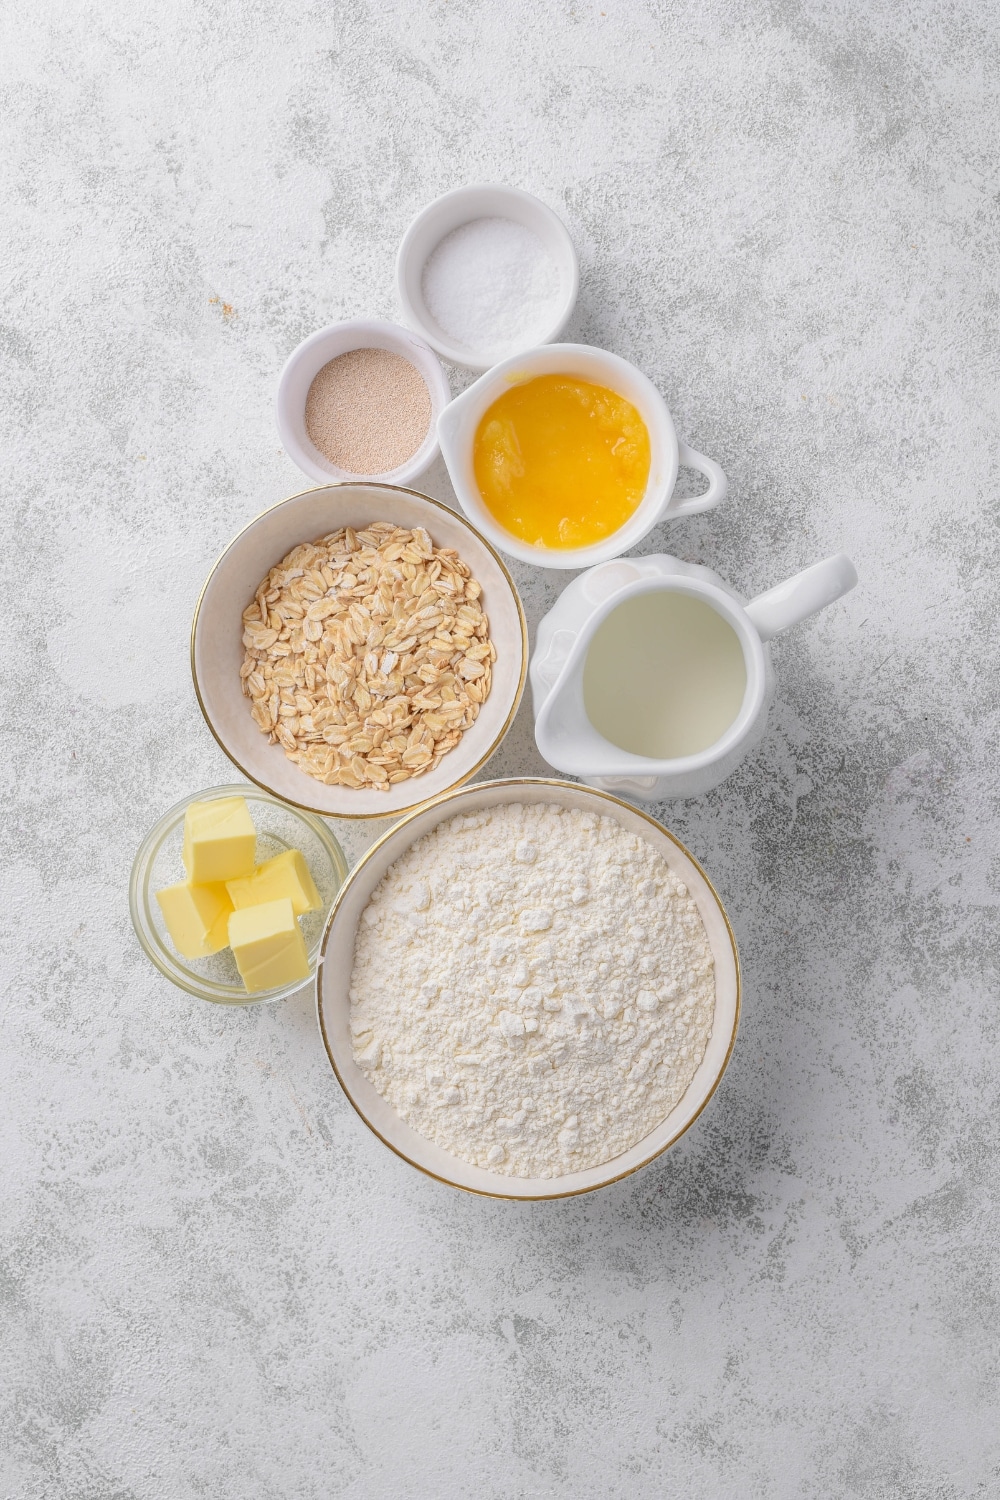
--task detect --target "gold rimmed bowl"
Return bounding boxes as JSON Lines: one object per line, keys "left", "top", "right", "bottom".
{"left": 191, "top": 484, "right": 528, "bottom": 820}
{"left": 316, "top": 778, "right": 740, "bottom": 1200}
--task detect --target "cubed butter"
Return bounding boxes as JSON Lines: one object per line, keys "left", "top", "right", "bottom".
{"left": 226, "top": 848, "right": 321, "bottom": 917}
{"left": 156, "top": 881, "right": 233, "bottom": 959}
{"left": 228, "top": 897, "right": 310, "bottom": 993}
{"left": 182, "top": 796, "right": 256, "bottom": 884}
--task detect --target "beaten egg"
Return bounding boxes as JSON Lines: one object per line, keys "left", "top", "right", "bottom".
{"left": 472, "top": 374, "right": 651, "bottom": 550}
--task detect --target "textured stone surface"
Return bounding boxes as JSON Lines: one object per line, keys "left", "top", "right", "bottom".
{"left": 2, "top": 1, "right": 998, "bottom": 1495}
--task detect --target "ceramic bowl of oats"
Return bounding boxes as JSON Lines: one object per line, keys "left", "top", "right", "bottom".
{"left": 316, "top": 777, "right": 741, "bottom": 1200}
{"left": 192, "top": 484, "right": 528, "bottom": 819}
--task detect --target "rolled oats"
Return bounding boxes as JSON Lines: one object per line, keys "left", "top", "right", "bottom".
{"left": 240, "top": 524, "right": 495, "bottom": 791}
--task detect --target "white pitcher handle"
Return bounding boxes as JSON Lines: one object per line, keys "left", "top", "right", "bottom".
{"left": 745, "top": 553, "right": 858, "bottom": 643}
{"left": 667, "top": 442, "right": 729, "bottom": 517}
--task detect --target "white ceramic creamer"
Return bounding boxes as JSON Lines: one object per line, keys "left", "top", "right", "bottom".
{"left": 530, "top": 553, "right": 858, "bottom": 799}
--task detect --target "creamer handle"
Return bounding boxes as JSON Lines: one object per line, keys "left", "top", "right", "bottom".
{"left": 745, "top": 553, "right": 858, "bottom": 643}
{"left": 667, "top": 442, "right": 729, "bottom": 517}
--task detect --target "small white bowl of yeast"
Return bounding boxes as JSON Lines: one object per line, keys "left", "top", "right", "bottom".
{"left": 276, "top": 319, "right": 450, "bottom": 487}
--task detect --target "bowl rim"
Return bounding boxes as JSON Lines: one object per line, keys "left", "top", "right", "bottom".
{"left": 129, "top": 781, "right": 350, "bottom": 1004}
{"left": 395, "top": 184, "right": 580, "bottom": 371}
{"left": 189, "top": 482, "right": 530, "bottom": 820}
{"left": 315, "top": 776, "right": 741, "bottom": 1199}
{"left": 274, "top": 317, "right": 452, "bottom": 486}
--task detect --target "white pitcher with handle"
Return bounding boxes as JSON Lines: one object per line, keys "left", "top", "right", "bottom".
{"left": 531, "top": 552, "right": 858, "bottom": 799}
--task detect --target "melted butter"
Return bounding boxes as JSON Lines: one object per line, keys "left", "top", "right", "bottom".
{"left": 472, "top": 374, "right": 651, "bottom": 549}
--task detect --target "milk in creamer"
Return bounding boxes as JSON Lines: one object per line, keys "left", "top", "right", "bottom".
{"left": 582, "top": 592, "right": 747, "bottom": 759}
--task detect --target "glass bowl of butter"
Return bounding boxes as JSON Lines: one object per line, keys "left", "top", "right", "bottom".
{"left": 130, "top": 783, "right": 349, "bottom": 1004}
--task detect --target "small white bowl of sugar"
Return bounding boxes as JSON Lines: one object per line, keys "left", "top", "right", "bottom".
{"left": 275, "top": 318, "right": 451, "bottom": 487}
{"left": 396, "top": 186, "right": 579, "bottom": 372}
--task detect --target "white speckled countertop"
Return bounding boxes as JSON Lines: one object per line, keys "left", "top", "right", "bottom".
{"left": 3, "top": 2, "right": 998, "bottom": 1495}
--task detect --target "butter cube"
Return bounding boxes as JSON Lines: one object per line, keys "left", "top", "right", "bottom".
{"left": 182, "top": 797, "right": 256, "bottom": 884}
{"left": 228, "top": 897, "right": 310, "bottom": 993}
{"left": 156, "top": 881, "right": 233, "bottom": 959}
{"left": 226, "top": 848, "right": 321, "bottom": 917}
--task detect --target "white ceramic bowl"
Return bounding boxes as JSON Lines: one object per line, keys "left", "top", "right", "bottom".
{"left": 275, "top": 319, "right": 451, "bottom": 486}
{"left": 396, "top": 185, "right": 579, "bottom": 371}
{"left": 437, "top": 343, "right": 729, "bottom": 570}
{"left": 316, "top": 777, "right": 741, "bottom": 1200}
{"left": 191, "top": 484, "right": 528, "bottom": 820}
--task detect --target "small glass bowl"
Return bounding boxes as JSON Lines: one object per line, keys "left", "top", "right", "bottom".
{"left": 129, "top": 783, "right": 349, "bottom": 1005}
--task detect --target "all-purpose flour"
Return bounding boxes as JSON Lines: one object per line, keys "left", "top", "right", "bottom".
{"left": 349, "top": 802, "right": 716, "bottom": 1178}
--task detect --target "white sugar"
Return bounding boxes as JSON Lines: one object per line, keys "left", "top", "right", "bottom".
{"left": 420, "top": 216, "right": 562, "bottom": 360}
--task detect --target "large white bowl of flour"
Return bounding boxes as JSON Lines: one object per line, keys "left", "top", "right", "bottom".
{"left": 316, "top": 778, "right": 740, "bottom": 1199}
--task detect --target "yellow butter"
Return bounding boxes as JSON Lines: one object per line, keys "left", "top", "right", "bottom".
{"left": 156, "top": 881, "right": 233, "bottom": 959}
{"left": 182, "top": 797, "right": 256, "bottom": 885}
{"left": 236, "top": 943, "right": 311, "bottom": 994}
{"left": 226, "top": 848, "right": 321, "bottom": 917}
{"left": 228, "top": 897, "right": 310, "bottom": 993}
